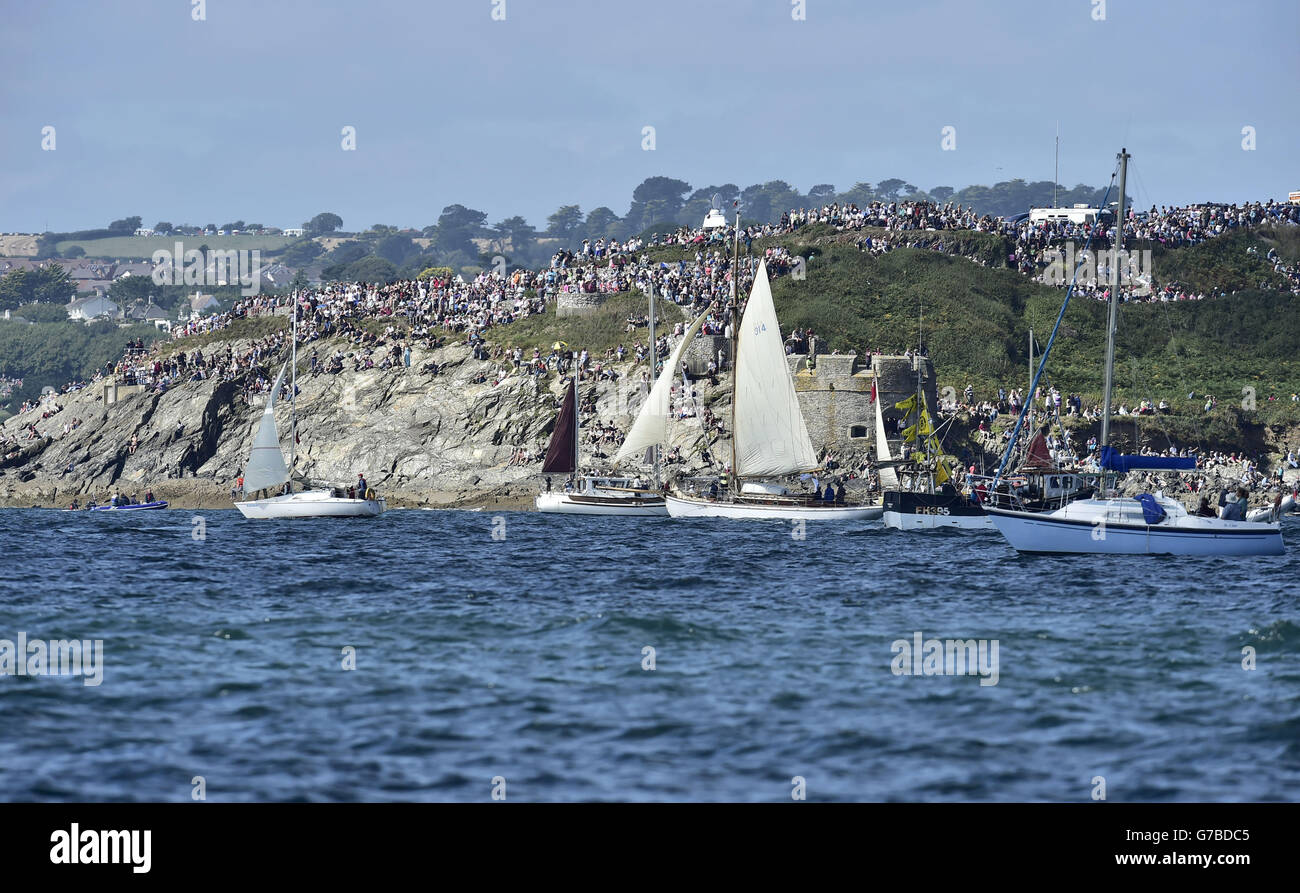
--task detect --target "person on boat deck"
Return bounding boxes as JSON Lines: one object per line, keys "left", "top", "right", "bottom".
{"left": 1195, "top": 497, "right": 1217, "bottom": 518}
{"left": 709, "top": 481, "right": 719, "bottom": 500}
{"left": 145, "top": 489, "right": 154, "bottom": 503}
{"left": 823, "top": 483, "right": 836, "bottom": 503}
{"left": 1220, "top": 488, "right": 1248, "bottom": 521}
{"left": 357, "top": 473, "right": 368, "bottom": 497}
{"left": 545, "top": 476, "right": 552, "bottom": 493}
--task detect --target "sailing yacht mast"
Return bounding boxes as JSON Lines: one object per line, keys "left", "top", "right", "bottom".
{"left": 1099, "top": 148, "right": 1130, "bottom": 454}
{"left": 572, "top": 350, "right": 580, "bottom": 475}
{"left": 648, "top": 281, "right": 659, "bottom": 488}
{"left": 289, "top": 292, "right": 297, "bottom": 494}
{"left": 728, "top": 207, "right": 741, "bottom": 493}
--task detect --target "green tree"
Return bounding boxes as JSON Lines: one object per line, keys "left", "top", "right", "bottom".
{"left": 432, "top": 205, "right": 489, "bottom": 256}
{"left": 346, "top": 256, "right": 398, "bottom": 283}
{"left": 545, "top": 205, "right": 584, "bottom": 248}
{"left": 624, "top": 177, "right": 691, "bottom": 233}
{"left": 304, "top": 212, "right": 344, "bottom": 236}
{"left": 154, "top": 221, "right": 174, "bottom": 234}
{"left": 375, "top": 233, "right": 418, "bottom": 265}
{"left": 930, "top": 186, "right": 955, "bottom": 203}
{"left": 584, "top": 207, "right": 622, "bottom": 239}
{"left": 108, "top": 216, "right": 142, "bottom": 234}
{"left": 0, "top": 266, "right": 77, "bottom": 310}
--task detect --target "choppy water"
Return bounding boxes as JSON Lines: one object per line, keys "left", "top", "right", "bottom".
{"left": 1, "top": 507, "right": 1297, "bottom": 802}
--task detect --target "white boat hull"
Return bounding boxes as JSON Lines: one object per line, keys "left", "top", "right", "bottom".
{"left": 1247, "top": 495, "right": 1297, "bottom": 523}
{"left": 666, "top": 493, "right": 883, "bottom": 521}
{"left": 535, "top": 492, "right": 668, "bottom": 516}
{"left": 883, "top": 511, "right": 994, "bottom": 531}
{"left": 235, "top": 490, "right": 386, "bottom": 519}
{"left": 986, "top": 502, "right": 1284, "bottom": 556}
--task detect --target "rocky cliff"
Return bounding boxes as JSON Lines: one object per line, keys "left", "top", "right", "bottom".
{"left": 0, "top": 337, "right": 624, "bottom": 509}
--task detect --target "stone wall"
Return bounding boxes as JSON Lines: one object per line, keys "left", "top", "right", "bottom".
{"left": 555, "top": 290, "right": 606, "bottom": 317}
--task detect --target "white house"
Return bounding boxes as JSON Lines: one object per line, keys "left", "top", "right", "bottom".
{"left": 189, "top": 292, "right": 220, "bottom": 318}
{"left": 66, "top": 295, "right": 120, "bottom": 321}
{"left": 282, "top": 227, "right": 306, "bottom": 237}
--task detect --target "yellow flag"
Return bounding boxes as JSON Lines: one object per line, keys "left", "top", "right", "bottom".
{"left": 894, "top": 395, "right": 917, "bottom": 414}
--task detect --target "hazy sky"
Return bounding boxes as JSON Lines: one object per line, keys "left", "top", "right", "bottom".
{"left": 2, "top": 0, "right": 1296, "bottom": 233}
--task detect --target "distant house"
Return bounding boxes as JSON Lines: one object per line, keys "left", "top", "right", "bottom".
{"left": 66, "top": 295, "right": 120, "bottom": 321}
{"left": 189, "top": 292, "right": 220, "bottom": 317}
{"left": 114, "top": 262, "right": 155, "bottom": 279}
{"left": 134, "top": 228, "right": 155, "bottom": 237}
{"left": 282, "top": 227, "right": 306, "bottom": 238}
{"left": 2, "top": 309, "right": 31, "bottom": 325}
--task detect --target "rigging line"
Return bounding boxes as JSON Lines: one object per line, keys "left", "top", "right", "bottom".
{"left": 993, "top": 157, "right": 1122, "bottom": 487}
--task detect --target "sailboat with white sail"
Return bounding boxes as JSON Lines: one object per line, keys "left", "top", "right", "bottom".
{"left": 665, "top": 249, "right": 882, "bottom": 521}
{"left": 534, "top": 286, "right": 689, "bottom": 515}
{"left": 235, "top": 300, "right": 386, "bottom": 519}
{"left": 984, "top": 149, "right": 1283, "bottom": 555}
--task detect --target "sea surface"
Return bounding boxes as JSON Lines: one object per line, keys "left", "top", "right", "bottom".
{"left": 1, "top": 507, "right": 1297, "bottom": 802}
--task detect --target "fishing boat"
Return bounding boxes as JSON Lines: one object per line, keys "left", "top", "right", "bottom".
{"left": 235, "top": 301, "right": 385, "bottom": 520}
{"left": 664, "top": 231, "right": 881, "bottom": 521}
{"left": 985, "top": 149, "right": 1284, "bottom": 556}
{"left": 879, "top": 318, "right": 991, "bottom": 531}
{"left": 535, "top": 287, "right": 673, "bottom": 516}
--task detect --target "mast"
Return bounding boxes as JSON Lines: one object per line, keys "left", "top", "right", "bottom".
{"left": 728, "top": 206, "right": 741, "bottom": 492}
{"left": 648, "top": 280, "right": 659, "bottom": 488}
{"left": 572, "top": 349, "right": 580, "bottom": 476}
{"left": 1100, "top": 148, "right": 1129, "bottom": 452}
{"left": 289, "top": 292, "right": 297, "bottom": 494}
{"left": 1028, "top": 328, "right": 1033, "bottom": 399}
{"left": 1053, "top": 124, "right": 1059, "bottom": 209}
{"left": 916, "top": 297, "right": 928, "bottom": 493}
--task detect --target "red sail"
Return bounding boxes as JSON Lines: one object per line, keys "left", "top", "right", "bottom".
{"left": 542, "top": 380, "right": 577, "bottom": 473}
{"left": 1019, "top": 429, "right": 1055, "bottom": 471}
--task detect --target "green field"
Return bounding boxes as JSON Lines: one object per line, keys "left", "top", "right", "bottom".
{"left": 56, "top": 234, "right": 295, "bottom": 259}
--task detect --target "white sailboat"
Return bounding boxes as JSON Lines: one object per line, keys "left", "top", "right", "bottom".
{"left": 235, "top": 300, "right": 386, "bottom": 519}
{"left": 534, "top": 286, "right": 680, "bottom": 516}
{"left": 985, "top": 149, "right": 1283, "bottom": 555}
{"left": 665, "top": 246, "right": 881, "bottom": 521}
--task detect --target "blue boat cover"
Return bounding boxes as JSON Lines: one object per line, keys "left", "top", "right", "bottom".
{"left": 1100, "top": 446, "right": 1197, "bottom": 472}
{"left": 1134, "top": 493, "right": 1167, "bottom": 524}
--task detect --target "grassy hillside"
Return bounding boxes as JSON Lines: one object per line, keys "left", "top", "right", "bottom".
{"left": 494, "top": 228, "right": 1300, "bottom": 419}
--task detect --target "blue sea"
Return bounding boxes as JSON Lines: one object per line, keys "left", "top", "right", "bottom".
{"left": 1, "top": 508, "right": 1297, "bottom": 802}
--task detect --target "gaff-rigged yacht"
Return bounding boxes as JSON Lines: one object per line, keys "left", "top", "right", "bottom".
{"left": 235, "top": 301, "right": 385, "bottom": 520}
{"left": 664, "top": 244, "right": 881, "bottom": 521}
{"left": 985, "top": 149, "right": 1283, "bottom": 556}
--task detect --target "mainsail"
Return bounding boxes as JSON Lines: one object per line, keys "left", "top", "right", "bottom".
{"left": 541, "top": 379, "right": 578, "bottom": 473}
{"left": 732, "top": 261, "right": 819, "bottom": 478}
{"left": 613, "top": 307, "right": 710, "bottom": 466}
{"left": 243, "top": 362, "right": 290, "bottom": 492}
{"left": 874, "top": 382, "right": 899, "bottom": 489}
